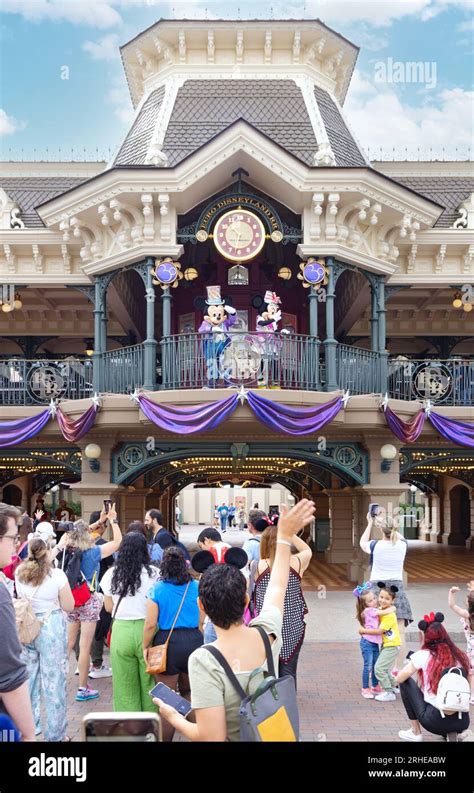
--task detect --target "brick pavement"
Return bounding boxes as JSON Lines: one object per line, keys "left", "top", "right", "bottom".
{"left": 44, "top": 641, "right": 472, "bottom": 743}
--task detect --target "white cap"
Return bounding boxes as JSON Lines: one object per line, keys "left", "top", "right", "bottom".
{"left": 34, "top": 521, "right": 56, "bottom": 541}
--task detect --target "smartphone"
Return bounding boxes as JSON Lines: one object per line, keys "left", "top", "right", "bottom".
{"left": 82, "top": 712, "right": 162, "bottom": 742}
{"left": 149, "top": 682, "right": 193, "bottom": 718}
{"left": 103, "top": 499, "right": 112, "bottom": 513}
{"left": 369, "top": 503, "right": 380, "bottom": 518}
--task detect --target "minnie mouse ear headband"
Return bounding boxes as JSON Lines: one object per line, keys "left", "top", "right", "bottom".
{"left": 191, "top": 546, "right": 248, "bottom": 574}
{"left": 353, "top": 581, "right": 373, "bottom": 598}
{"left": 377, "top": 581, "right": 399, "bottom": 595}
{"left": 418, "top": 611, "right": 444, "bottom": 632}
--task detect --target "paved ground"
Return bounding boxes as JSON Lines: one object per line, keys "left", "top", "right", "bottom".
{"left": 54, "top": 639, "right": 472, "bottom": 743}
{"left": 35, "top": 524, "right": 472, "bottom": 743}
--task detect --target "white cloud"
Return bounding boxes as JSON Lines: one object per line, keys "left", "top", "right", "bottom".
{"left": 458, "top": 18, "right": 474, "bottom": 31}
{"left": 0, "top": 0, "right": 123, "bottom": 28}
{"left": 83, "top": 34, "right": 120, "bottom": 60}
{"left": 106, "top": 77, "right": 135, "bottom": 124}
{"left": 279, "top": 0, "right": 472, "bottom": 27}
{"left": 345, "top": 72, "right": 473, "bottom": 157}
{"left": 0, "top": 109, "right": 26, "bottom": 136}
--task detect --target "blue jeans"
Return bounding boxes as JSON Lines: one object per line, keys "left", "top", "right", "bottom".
{"left": 360, "top": 637, "right": 380, "bottom": 688}
{"left": 203, "top": 620, "right": 217, "bottom": 643}
{"left": 219, "top": 516, "right": 227, "bottom": 532}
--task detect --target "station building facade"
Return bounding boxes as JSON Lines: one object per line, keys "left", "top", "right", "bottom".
{"left": 0, "top": 18, "right": 473, "bottom": 583}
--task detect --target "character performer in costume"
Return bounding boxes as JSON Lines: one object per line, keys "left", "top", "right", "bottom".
{"left": 251, "top": 291, "right": 289, "bottom": 387}
{"left": 196, "top": 285, "right": 237, "bottom": 387}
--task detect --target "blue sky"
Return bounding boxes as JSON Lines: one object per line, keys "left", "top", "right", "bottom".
{"left": 0, "top": 0, "right": 472, "bottom": 161}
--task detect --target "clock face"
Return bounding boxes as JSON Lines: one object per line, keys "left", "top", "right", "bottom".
{"left": 213, "top": 210, "right": 266, "bottom": 262}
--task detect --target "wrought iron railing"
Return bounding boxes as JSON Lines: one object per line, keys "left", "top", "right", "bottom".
{"left": 336, "top": 344, "right": 381, "bottom": 394}
{"left": 101, "top": 345, "right": 144, "bottom": 394}
{"left": 0, "top": 358, "right": 94, "bottom": 406}
{"left": 388, "top": 358, "right": 474, "bottom": 406}
{"left": 160, "top": 332, "right": 322, "bottom": 391}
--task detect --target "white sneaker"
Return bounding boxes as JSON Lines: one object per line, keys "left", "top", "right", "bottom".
{"left": 375, "top": 691, "right": 397, "bottom": 702}
{"left": 392, "top": 686, "right": 400, "bottom": 694}
{"left": 88, "top": 664, "right": 112, "bottom": 679}
{"left": 74, "top": 667, "right": 79, "bottom": 675}
{"left": 398, "top": 728, "right": 423, "bottom": 742}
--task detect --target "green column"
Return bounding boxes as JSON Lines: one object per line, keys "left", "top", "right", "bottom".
{"left": 378, "top": 278, "right": 388, "bottom": 393}
{"left": 370, "top": 284, "right": 379, "bottom": 352}
{"left": 162, "top": 286, "right": 172, "bottom": 337}
{"left": 92, "top": 278, "right": 103, "bottom": 392}
{"left": 308, "top": 285, "right": 321, "bottom": 390}
{"left": 143, "top": 257, "right": 157, "bottom": 390}
{"left": 101, "top": 290, "right": 107, "bottom": 355}
{"left": 323, "top": 257, "right": 338, "bottom": 391}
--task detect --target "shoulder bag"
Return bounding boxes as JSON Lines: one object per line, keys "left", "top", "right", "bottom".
{"left": 145, "top": 581, "right": 191, "bottom": 675}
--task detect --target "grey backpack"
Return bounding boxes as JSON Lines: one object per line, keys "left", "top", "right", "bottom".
{"left": 205, "top": 625, "right": 299, "bottom": 742}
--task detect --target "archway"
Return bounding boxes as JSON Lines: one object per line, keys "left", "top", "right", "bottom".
{"left": 2, "top": 483, "right": 22, "bottom": 506}
{"left": 449, "top": 484, "right": 471, "bottom": 545}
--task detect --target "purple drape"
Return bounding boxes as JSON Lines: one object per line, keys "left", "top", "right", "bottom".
{"left": 57, "top": 404, "right": 98, "bottom": 442}
{"left": 384, "top": 406, "right": 426, "bottom": 443}
{"left": 247, "top": 392, "right": 343, "bottom": 435}
{"left": 138, "top": 393, "right": 239, "bottom": 433}
{"left": 428, "top": 411, "right": 474, "bottom": 448}
{"left": 0, "top": 409, "right": 51, "bottom": 448}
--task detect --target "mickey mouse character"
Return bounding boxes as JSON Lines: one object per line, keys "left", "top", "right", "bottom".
{"left": 195, "top": 285, "right": 237, "bottom": 387}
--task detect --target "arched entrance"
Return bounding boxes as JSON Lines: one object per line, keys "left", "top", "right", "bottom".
{"left": 449, "top": 484, "right": 471, "bottom": 545}
{"left": 2, "top": 483, "right": 22, "bottom": 506}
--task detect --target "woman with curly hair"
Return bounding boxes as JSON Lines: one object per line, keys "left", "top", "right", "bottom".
{"left": 100, "top": 532, "right": 159, "bottom": 712}
{"left": 143, "top": 546, "right": 203, "bottom": 741}
{"left": 395, "top": 612, "right": 470, "bottom": 741}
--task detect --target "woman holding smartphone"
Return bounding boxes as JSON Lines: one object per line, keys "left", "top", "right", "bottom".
{"left": 359, "top": 510, "right": 412, "bottom": 670}
{"left": 63, "top": 506, "right": 122, "bottom": 702}
{"left": 152, "top": 498, "right": 315, "bottom": 742}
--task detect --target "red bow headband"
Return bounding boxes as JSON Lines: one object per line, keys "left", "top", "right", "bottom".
{"left": 423, "top": 611, "right": 436, "bottom": 624}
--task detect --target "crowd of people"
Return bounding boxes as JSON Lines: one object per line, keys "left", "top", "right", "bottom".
{"left": 0, "top": 498, "right": 472, "bottom": 743}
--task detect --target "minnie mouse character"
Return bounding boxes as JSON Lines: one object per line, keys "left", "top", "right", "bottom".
{"left": 250, "top": 291, "right": 289, "bottom": 387}
{"left": 195, "top": 285, "right": 237, "bottom": 387}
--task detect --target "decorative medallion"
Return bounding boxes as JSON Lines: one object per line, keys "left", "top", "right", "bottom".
{"left": 297, "top": 257, "right": 328, "bottom": 288}
{"left": 151, "top": 258, "right": 183, "bottom": 289}
{"left": 412, "top": 363, "right": 452, "bottom": 402}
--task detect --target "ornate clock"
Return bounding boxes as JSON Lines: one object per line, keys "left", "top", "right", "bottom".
{"left": 213, "top": 209, "right": 266, "bottom": 262}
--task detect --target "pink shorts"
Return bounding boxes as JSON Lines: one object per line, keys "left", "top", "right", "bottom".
{"left": 67, "top": 591, "right": 103, "bottom": 623}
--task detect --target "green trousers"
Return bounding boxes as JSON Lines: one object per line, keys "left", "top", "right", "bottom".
{"left": 374, "top": 645, "right": 399, "bottom": 691}
{"left": 110, "top": 619, "right": 157, "bottom": 713}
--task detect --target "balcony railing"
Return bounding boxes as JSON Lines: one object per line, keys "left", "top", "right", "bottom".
{"left": 0, "top": 358, "right": 93, "bottom": 405}
{"left": 336, "top": 344, "right": 381, "bottom": 395}
{"left": 388, "top": 358, "right": 474, "bottom": 406}
{"left": 1, "top": 345, "right": 472, "bottom": 407}
{"left": 101, "top": 344, "right": 144, "bottom": 394}
{"left": 161, "top": 332, "right": 322, "bottom": 391}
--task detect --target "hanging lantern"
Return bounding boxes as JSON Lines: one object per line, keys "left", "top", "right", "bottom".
{"left": 13, "top": 293, "right": 22, "bottom": 310}
{"left": 452, "top": 293, "right": 462, "bottom": 309}
{"left": 277, "top": 266, "right": 292, "bottom": 281}
{"left": 184, "top": 267, "right": 199, "bottom": 281}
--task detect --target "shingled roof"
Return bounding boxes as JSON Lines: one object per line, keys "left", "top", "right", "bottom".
{"left": 391, "top": 176, "right": 474, "bottom": 228}
{"left": 113, "top": 79, "right": 368, "bottom": 168}
{"left": 1, "top": 177, "right": 86, "bottom": 227}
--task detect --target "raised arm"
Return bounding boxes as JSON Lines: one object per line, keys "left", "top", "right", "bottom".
{"left": 263, "top": 499, "right": 315, "bottom": 615}
{"left": 291, "top": 533, "right": 313, "bottom": 574}
{"left": 97, "top": 503, "right": 122, "bottom": 558}
{"left": 448, "top": 586, "right": 469, "bottom": 618}
{"left": 359, "top": 514, "right": 374, "bottom": 554}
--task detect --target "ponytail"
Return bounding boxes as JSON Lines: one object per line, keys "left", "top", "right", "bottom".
{"left": 16, "top": 537, "right": 51, "bottom": 586}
